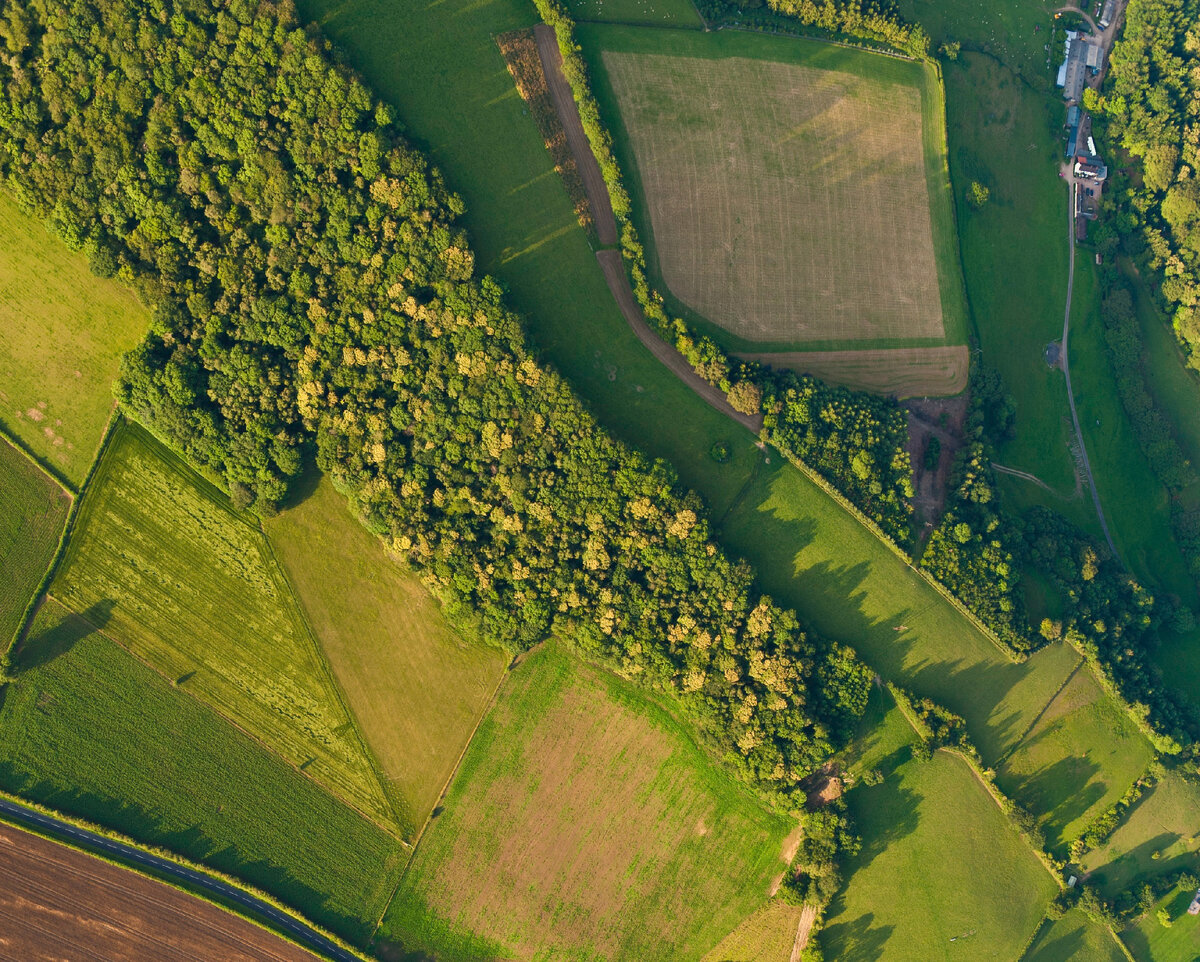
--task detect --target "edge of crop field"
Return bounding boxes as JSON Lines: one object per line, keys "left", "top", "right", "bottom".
{"left": 4, "top": 405, "right": 120, "bottom": 656}
{"left": 0, "top": 789, "right": 376, "bottom": 961}
{"left": 0, "top": 421, "right": 77, "bottom": 494}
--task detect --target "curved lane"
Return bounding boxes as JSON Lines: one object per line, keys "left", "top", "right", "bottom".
{"left": 0, "top": 797, "right": 359, "bottom": 962}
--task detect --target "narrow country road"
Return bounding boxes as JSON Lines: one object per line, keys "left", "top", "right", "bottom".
{"left": 0, "top": 797, "right": 355, "bottom": 962}
{"left": 1060, "top": 182, "right": 1119, "bottom": 558}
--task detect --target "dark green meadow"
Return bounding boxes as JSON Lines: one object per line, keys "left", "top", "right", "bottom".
{"left": 0, "top": 438, "right": 69, "bottom": 647}
{"left": 0, "top": 598, "right": 407, "bottom": 942}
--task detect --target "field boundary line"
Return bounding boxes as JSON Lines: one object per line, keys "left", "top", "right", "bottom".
{"left": 256, "top": 527, "right": 411, "bottom": 841}
{"left": 6, "top": 405, "right": 120, "bottom": 657}
{"left": 1111, "top": 927, "right": 1139, "bottom": 962}
{"left": 996, "top": 656, "right": 1085, "bottom": 766}
{"left": 37, "top": 589, "right": 402, "bottom": 841}
{"left": 369, "top": 650, "right": 516, "bottom": 939}
{"left": 0, "top": 790, "right": 373, "bottom": 962}
{"left": 0, "top": 424, "right": 74, "bottom": 495}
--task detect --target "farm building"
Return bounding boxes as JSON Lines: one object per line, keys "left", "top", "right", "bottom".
{"left": 1085, "top": 42, "right": 1102, "bottom": 71}
{"left": 1100, "top": 0, "right": 1116, "bottom": 27}
{"left": 1189, "top": 889, "right": 1200, "bottom": 916}
{"left": 1057, "top": 31, "right": 1088, "bottom": 103}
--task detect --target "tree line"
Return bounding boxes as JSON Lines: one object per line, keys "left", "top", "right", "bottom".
{"left": 0, "top": 0, "right": 882, "bottom": 808}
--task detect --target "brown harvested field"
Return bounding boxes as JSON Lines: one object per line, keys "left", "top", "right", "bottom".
{"left": 498, "top": 28, "right": 597, "bottom": 239}
{"left": 738, "top": 345, "right": 969, "bottom": 397}
{"left": 381, "top": 641, "right": 794, "bottom": 962}
{"left": 602, "top": 49, "right": 943, "bottom": 345}
{"left": 0, "top": 821, "right": 317, "bottom": 961}
{"left": 701, "top": 901, "right": 807, "bottom": 962}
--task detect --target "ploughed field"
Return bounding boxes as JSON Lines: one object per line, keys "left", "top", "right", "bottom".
{"left": 0, "top": 820, "right": 318, "bottom": 961}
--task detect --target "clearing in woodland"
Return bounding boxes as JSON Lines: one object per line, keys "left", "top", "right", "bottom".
{"left": 0, "top": 820, "right": 319, "bottom": 962}
{"left": 819, "top": 687, "right": 1057, "bottom": 962}
{"left": 0, "top": 437, "right": 69, "bottom": 645}
{"left": 50, "top": 421, "right": 396, "bottom": 833}
{"left": 582, "top": 25, "right": 968, "bottom": 393}
{"left": 0, "top": 599, "right": 405, "bottom": 942}
{"left": 0, "top": 191, "right": 148, "bottom": 485}
{"left": 381, "top": 640, "right": 795, "bottom": 962}
{"left": 264, "top": 474, "right": 508, "bottom": 836}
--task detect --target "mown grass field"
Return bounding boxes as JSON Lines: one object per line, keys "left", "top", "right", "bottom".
{"left": 1082, "top": 772, "right": 1200, "bottom": 898}
{"left": 997, "top": 663, "right": 1155, "bottom": 852}
{"left": 0, "top": 598, "right": 407, "bottom": 942}
{"left": 592, "top": 27, "right": 950, "bottom": 348}
{"left": 0, "top": 192, "right": 147, "bottom": 486}
{"left": 700, "top": 901, "right": 804, "bottom": 962}
{"left": 819, "top": 687, "right": 1057, "bottom": 962}
{"left": 1122, "top": 884, "right": 1200, "bottom": 962}
{"left": 0, "top": 437, "right": 69, "bottom": 646}
{"left": 381, "top": 641, "right": 794, "bottom": 962}
{"left": 51, "top": 422, "right": 394, "bottom": 831}
{"left": 562, "top": 0, "right": 703, "bottom": 26}
{"left": 1021, "top": 908, "right": 1129, "bottom": 962}
{"left": 264, "top": 474, "right": 508, "bottom": 837}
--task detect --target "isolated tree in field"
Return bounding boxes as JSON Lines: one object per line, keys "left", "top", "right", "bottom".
{"left": 968, "top": 181, "right": 990, "bottom": 209}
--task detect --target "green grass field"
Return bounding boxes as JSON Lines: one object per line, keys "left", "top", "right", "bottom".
{"left": 563, "top": 0, "right": 703, "bottom": 26}
{"left": 1021, "top": 909, "right": 1130, "bottom": 962}
{"left": 265, "top": 474, "right": 508, "bottom": 836}
{"left": 0, "top": 438, "right": 69, "bottom": 646}
{"left": 1082, "top": 772, "right": 1200, "bottom": 898}
{"left": 893, "top": 0, "right": 1053, "bottom": 79}
{"left": 996, "top": 664, "right": 1155, "bottom": 852}
{"left": 0, "top": 598, "right": 406, "bottom": 942}
{"left": 0, "top": 192, "right": 147, "bottom": 486}
{"left": 585, "top": 26, "right": 964, "bottom": 354}
{"left": 1122, "top": 884, "right": 1200, "bottom": 962}
{"left": 51, "top": 422, "right": 395, "bottom": 831}
{"left": 819, "top": 687, "right": 1057, "bottom": 962}
{"left": 381, "top": 640, "right": 794, "bottom": 962}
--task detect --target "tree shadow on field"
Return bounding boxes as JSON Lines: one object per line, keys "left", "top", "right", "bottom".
{"left": 819, "top": 911, "right": 894, "bottom": 962}
{"left": 15, "top": 599, "right": 116, "bottom": 673}
{"left": 1022, "top": 923, "right": 1085, "bottom": 962}
{"left": 843, "top": 756, "right": 923, "bottom": 875}
{"left": 996, "top": 749, "right": 1104, "bottom": 852}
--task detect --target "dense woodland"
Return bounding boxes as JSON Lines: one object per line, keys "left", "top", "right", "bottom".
{"left": 0, "top": 0, "right": 880, "bottom": 806}
{"left": 1092, "top": 0, "right": 1200, "bottom": 364}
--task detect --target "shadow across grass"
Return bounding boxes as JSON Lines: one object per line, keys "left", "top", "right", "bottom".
{"left": 15, "top": 599, "right": 114, "bottom": 672}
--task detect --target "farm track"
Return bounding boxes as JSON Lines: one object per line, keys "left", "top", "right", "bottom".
{"left": 534, "top": 25, "right": 617, "bottom": 247}
{"left": 789, "top": 904, "right": 818, "bottom": 962}
{"left": 0, "top": 797, "right": 357, "bottom": 962}
{"left": 535, "top": 29, "right": 763, "bottom": 434}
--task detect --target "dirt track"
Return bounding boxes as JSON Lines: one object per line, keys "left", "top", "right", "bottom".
{"left": 0, "top": 821, "right": 318, "bottom": 961}
{"left": 534, "top": 25, "right": 617, "bottom": 247}
{"left": 534, "top": 26, "right": 762, "bottom": 434}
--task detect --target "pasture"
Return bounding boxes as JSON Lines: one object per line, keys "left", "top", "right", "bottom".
{"left": 1122, "top": 884, "right": 1200, "bottom": 962}
{"left": 588, "top": 26, "right": 965, "bottom": 354}
{"left": 1082, "top": 772, "right": 1200, "bottom": 898}
{"left": 0, "top": 821, "right": 318, "bottom": 962}
{"left": 0, "top": 599, "right": 406, "bottom": 942}
{"left": 0, "top": 192, "right": 147, "bottom": 485}
{"left": 265, "top": 474, "right": 508, "bottom": 837}
{"left": 562, "top": 0, "right": 703, "bottom": 26}
{"left": 0, "top": 437, "right": 69, "bottom": 646}
{"left": 819, "top": 688, "right": 1057, "bottom": 962}
{"left": 381, "top": 641, "right": 794, "bottom": 962}
{"left": 1021, "top": 908, "right": 1129, "bottom": 962}
{"left": 51, "top": 422, "right": 395, "bottom": 832}
{"left": 997, "top": 663, "right": 1155, "bottom": 852}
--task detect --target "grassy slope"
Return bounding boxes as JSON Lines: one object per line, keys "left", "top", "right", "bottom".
{"left": 1122, "top": 884, "right": 1200, "bottom": 962}
{"left": 1022, "top": 908, "right": 1130, "bottom": 962}
{"left": 264, "top": 474, "right": 508, "bottom": 835}
{"left": 819, "top": 686, "right": 1057, "bottom": 962}
{"left": 51, "top": 422, "right": 394, "bottom": 831}
{"left": 1082, "top": 772, "right": 1200, "bottom": 898}
{"left": 0, "top": 192, "right": 147, "bottom": 485}
{"left": 579, "top": 23, "right": 968, "bottom": 355}
{"left": 298, "top": 0, "right": 1153, "bottom": 882}
{"left": 0, "top": 598, "right": 406, "bottom": 942}
{"left": 0, "top": 438, "right": 69, "bottom": 646}
{"left": 382, "top": 641, "right": 793, "bottom": 962}
{"left": 996, "top": 664, "right": 1156, "bottom": 853}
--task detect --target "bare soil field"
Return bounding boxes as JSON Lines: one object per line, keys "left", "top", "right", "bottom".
{"left": 738, "top": 345, "right": 970, "bottom": 397}
{"left": 381, "top": 641, "right": 793, "bottom": 962}
{"left": 0, "top": 821, "right": 317, "bottom": 961}
{"left": 602, "top": 50, "right": 942, "bottom": 345}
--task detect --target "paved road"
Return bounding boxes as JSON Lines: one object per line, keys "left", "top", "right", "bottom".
{"left": 1059, "top": 182, "right": 1119, "bottom": 558}
{"left": 0, "top": 797, "right": 356, "bottom": 962}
